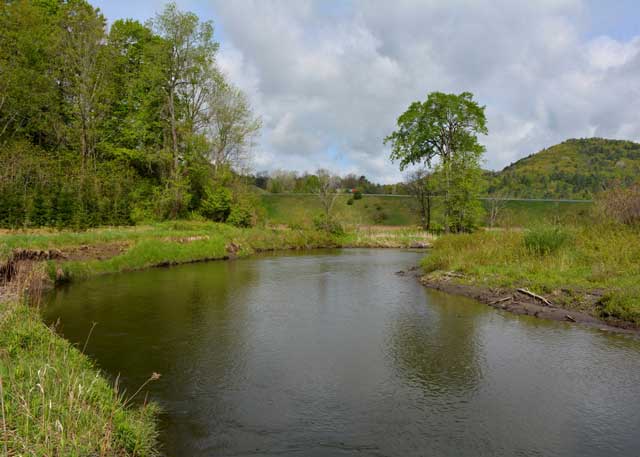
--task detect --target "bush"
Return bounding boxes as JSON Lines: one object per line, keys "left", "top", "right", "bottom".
{"left": 200, "top": 186, "right": 232, "bottom": 222}
{"left": 353, "top": 190, "right": 363, "bottom": 200}
{"left": 313, "top": 214, "right": 344, "bottom": 235}
{"left": 346, "top": 198, "right": 354, "bottom": 206}
{"left": 227, "top": 202, "right": 255, "bottom": 228}
{"left": 596, "top": 184, "right": 640, "bottom": 226}
{"left": 373, "top": 210, "right": 388, "bottom": 224}
{"left": 523, "top": 226, "right": 571, "bottom": 255}
{"left": 154, "top": 177, "right": 192, "bottom": 220}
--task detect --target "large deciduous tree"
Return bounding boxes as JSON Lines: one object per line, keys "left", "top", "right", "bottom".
{"left": 148, "top": 2, "right": 219, "bottom": 175}
{"left": 385, "top": 91, "right": 487, "bottom": 232}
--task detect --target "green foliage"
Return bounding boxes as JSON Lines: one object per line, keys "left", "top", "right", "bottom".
{"left": 347, "top": 198, "right": 354, "bottom": 205}
{"left": 523, "top": 226, "right": 572, "bottom": 256}
{"left": 313, "top": 214, "right": 345, "bottom": 235}
{"left": 0, "top": 1, "right": 259, "bottom": 229}
{"left": 353, "top": 190, "right": 363, "bottom": 200}
{"left": 227, "top": 201, "right": 255, "bottom": 227}
{"left": 488, "top": 138, "right": 640, "bottom": 199}
{"left": 385, "top": 91, "right": 487, "bottom": 171}
{"left": 201, "top": 186, "right": 232, "bottom": 222}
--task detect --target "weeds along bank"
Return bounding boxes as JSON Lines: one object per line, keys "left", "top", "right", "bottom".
{"left": 421, "top": 223, "right": 640, "bottom": 326}
{"left": 0, "top": 297, "right": 159, "bottom": 455}
{"left": 0, "top": 221, "right": 431, "bottom": 455}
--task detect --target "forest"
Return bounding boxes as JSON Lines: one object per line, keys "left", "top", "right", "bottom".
{"left": 0, "top": 0, "right": 261, "bottom": 228}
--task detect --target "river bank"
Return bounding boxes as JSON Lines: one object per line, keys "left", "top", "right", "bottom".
{"left": 419, "top": 224, "right": 640, "bottom": 333}
{"left": 0, "top": 222, "right": 432, "bottom": 455}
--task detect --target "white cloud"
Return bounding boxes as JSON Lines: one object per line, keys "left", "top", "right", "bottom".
{"left": 208, "top": 0, "right": 640, "bottom": 182}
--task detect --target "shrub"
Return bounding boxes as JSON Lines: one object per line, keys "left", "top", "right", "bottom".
{"left": 596, "top": 184, "right": 640, "bottom": 226}
{"left": 373, "top": 210, "right": 388, "bottom": 224}
{"left": 353, "top": 190, "right": 363, "bottom": 200}
{"left": 227, "top": 203, "right": 255, "bottom": 228}
{"left": 200, "top": 186, "right": 232, "bottom": 222}
{"left": 313, "top": 214, "right": 344, "bottom": 235}
{"left": 154, "top": 177, "right": 192, "bottom": 220}
{"left": 523, "top": 226, "right": 571, "bottom": 255}
{"left": 347, "top": 198, "right": 354, "bottom": 206}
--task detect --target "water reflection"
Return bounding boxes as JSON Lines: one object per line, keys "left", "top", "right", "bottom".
{"left": 43, "top": 250, "right": 640, "bottom": 457}
{"left": 389, "top": 289, "right": 483, "bottom": 396}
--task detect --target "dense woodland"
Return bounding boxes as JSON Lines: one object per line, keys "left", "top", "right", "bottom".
{"left": 0, "top": 0, "right": 260, "bottom": 228}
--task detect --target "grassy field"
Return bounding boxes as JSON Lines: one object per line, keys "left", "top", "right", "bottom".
{"left": 260, "top": 193, "right": 592, "bottom": 228}
{"left": 422, "top": 223, "right": 640, "bottom": 325}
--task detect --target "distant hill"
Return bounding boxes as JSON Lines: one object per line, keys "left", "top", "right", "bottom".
{"left": 487, "top": 138, "right": 640, "bottom": 199}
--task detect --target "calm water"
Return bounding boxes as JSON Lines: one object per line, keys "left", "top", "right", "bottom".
{"left": 43, "top": 249, "right": 640, "bottom": 457}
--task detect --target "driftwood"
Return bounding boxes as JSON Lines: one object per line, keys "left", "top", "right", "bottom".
{"left": 565, "top": 314, "right": 576, "bottom": 322}
{"left": 443, "top": 271, "right": 464, "bottom": 278}
{"left": 489, "top": 296, "right": 512, "bottom": 305}
{"left": 517, "top": 288, "right": 552, "bottom": 306}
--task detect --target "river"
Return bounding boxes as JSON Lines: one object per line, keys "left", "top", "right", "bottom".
{"left": 43, "top": 249, "right": 640, "bottom": 456}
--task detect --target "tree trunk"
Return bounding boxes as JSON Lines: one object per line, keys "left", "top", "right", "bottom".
{"left": 168, "top": 88, "right": 179, "bottom": 175}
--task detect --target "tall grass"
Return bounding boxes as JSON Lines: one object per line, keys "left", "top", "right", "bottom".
{"left": 523, "top": 226, "right": 572, "bottom": 256}
{"left": 422, "top": 223, "right": 640, "bottom": 324}
{"left": 0, "top": 296, "right": 159, "bottom": 455}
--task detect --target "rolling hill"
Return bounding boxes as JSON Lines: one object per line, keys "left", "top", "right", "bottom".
{"left": 487, "top": 138, "right": 640, "bottom": 199}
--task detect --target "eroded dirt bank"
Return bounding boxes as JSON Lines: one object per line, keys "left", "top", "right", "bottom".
{"left": 412, "top": 272, "right": 640, "bottom": 337}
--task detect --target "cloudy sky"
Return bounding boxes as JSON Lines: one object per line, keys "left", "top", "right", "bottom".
{"left": 94, "top": 0, "right": 640, "bottom": 183}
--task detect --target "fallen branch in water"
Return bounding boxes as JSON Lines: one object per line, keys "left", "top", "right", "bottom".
{"left": 517, "top": 288, "right": 552, "bottom": 306}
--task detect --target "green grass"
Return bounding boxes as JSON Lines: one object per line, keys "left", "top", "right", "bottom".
{"left": 260, "top": 193, "right": 592, "bottom": 229}
{"left": 261, "top": 194, "right": 425, "bottom": 226}
{"left": 422, "top": 223, "right": 640, "bottom": 324}
{"left": 0, "top": 297, "right": 159, "bottom": 456}
{"left": 491, "top": 200, "right": 592, "bottom": 227}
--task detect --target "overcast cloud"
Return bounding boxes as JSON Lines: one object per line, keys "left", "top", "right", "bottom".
{"left": 95, "top": 0, "right": 640, "bottom": 183}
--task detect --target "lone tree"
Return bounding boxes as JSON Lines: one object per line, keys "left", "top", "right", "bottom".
{"left": 385, "top": 92, "right": 487, "bottom": 232}
{"left": 315, "top": 169, "right": 339, "bottom": 219}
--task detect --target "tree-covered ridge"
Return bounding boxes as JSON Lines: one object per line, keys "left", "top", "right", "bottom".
{"left": 488, "top": 138, "right": 640, "bottom": 199}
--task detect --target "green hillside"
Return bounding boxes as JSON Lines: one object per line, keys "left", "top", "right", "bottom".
{"left": 488, "top": 138, "right": 640, "bottom": 199}
{"left": 260, "top": 194, "right": 590, "bottom": 228}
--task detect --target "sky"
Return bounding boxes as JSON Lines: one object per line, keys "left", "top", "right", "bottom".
{"left": 93, "top": 0, "right": 640, "bottom": 183}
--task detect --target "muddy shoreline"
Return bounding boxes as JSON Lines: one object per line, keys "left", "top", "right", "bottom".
{"left": 417, "top": 273, "right": 640, "bottom": 337}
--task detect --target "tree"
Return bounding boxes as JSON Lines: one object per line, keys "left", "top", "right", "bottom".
{"left": 405, "top": 168, "right": 435, "bottom": 230}
{"left": 148, "top": 2, "right": 219, "bottom": 175}
{"left": 385, "top": 92, "right": 487, "bottom": 232}
{"left": 315, "top": 169, "right": 339, "bottom": 219}
{"left": 58, "top": 0, "right": 111, "bottom": 166}
{"left": 206, "top": 77, "right": 261, "bottom": 173}
{"left": 486, "top": 194, "right": 508, "bottom": 228}
{"left": 0, "top": 0, "right": 61, "bottom": 145}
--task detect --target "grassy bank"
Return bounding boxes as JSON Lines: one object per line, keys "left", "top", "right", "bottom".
{"left": 0, "top": 294, "right": 159, "bottom": 456}
{"left": 0, "top": 221, "right": 432, "bottom": 455}
{"left": 422, "top": 224, "right": 640, "bottom": 325}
